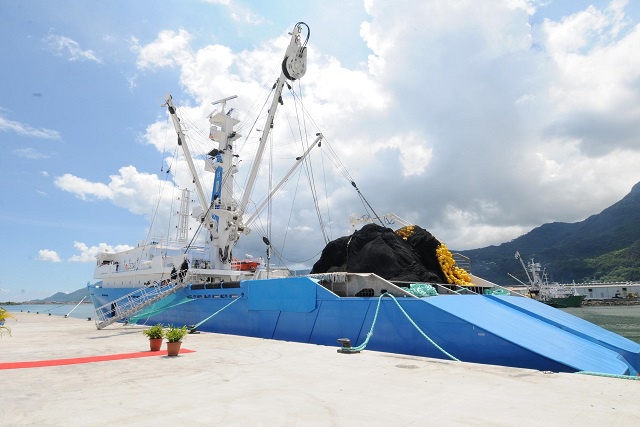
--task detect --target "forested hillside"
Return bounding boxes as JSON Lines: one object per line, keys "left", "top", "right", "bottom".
{"left": 457, "top": 182, "right": 640, "bottom": 285}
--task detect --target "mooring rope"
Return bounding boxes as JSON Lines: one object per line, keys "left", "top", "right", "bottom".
{"left": 575, "top": 371, "right": 640, "bottom": 380}
{"left": 65, "top": 296, "right": 86, "bottom": 317}
{"left": 343, "top": 292, "right": 459, "bottom": 361}
{"left": 193, "top": 294, "right": 244, "bottom": 329}
{"left": 129, "top": 297, "right": 195, "bottom": 324}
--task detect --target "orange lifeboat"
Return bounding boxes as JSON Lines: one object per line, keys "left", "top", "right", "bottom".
{"left": 231, "top": 258, "right": 261, "bottom": 272}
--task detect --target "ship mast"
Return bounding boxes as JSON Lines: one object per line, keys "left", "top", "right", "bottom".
{"left": 164, "top": 94, "right": 241, "bottom": 270}
{"left": 162, "top": 22, "right": 310, "bottom": 270}
{"left": 238, "top": 22, "right": 309, "bottom": 217}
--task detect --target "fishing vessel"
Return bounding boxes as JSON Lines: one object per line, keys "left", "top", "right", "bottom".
{"left": 513, "top": 252, "right": 586, "bottom": 308}
{"left": 89, "top": 22, "right": 640, "bottom": 376}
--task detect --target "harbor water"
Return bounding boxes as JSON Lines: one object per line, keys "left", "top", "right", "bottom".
{"left": 560, "top": 304, "right": 640, "bottom": 344}
{"left": 4, "top": 302, "right": 640, "bottom": 344}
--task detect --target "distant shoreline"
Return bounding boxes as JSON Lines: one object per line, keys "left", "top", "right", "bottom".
{"left": 583, "top": 299, "right": 640, "bottom": 306}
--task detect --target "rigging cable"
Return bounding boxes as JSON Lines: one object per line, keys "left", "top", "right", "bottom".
{"left": 288, "top": 90, "right": 384, "bottom": 227}
{"left": 267, "top": 128, "right": 273, "bottom": 265}
{"left": 287, "top": 82, "right": 330, "bottom": 244}
{"left": 138, "top": 122, "right": 181, "bottom": 281}
{"left": 279, "top": 161, "right": 302, "bottom": 254}
{"left": 238, "top": 82, "right": 277, "bottom": 207}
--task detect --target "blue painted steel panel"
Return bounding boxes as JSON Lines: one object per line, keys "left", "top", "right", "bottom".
{"left": 212, "top": 167, "right": 222, "bottom": 200}
{"left": 427, "top": 295, "right": 632, "bottom": 374}
{"left": 90, "top": 281, "right": 637, "bottom": 375}
{"left": 344, "top": 297, "right": 576, "bottom": 372}
{"left": 247, "top": 277, "right": 317, "bottom": 312}
{"left": 487, "top": 295, "right": 640, "bottom": 373}
{"left": 273, "top": 311, "right": 319, "bottom": 342}
{"left": 310, "top": 299, "right": 372, "bottom": 346}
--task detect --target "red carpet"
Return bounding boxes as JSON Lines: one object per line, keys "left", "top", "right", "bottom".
{"left": 0, "top": 348, "right": 195, "bottom": 370}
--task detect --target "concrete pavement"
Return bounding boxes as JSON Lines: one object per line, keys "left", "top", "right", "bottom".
{"left": 1, "top": 312, "right": 639, "bottom": 426}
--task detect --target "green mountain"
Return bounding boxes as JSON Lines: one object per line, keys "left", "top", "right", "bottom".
{"left": 28, "top": 287, "right": 91, "bottom": 304}
{"left": 585, "top": 240, "right": 640, "bottom": 282}
{"left": 456, "top": 181, "right": 640, "bottom": 285}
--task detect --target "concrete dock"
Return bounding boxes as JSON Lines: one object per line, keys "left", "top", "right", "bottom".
{"left": 1, "top": 313, "right": 638, "bottom": 426}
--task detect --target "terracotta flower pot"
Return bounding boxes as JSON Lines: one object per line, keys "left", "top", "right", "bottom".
{"left": 149, "top": 338, "right": 163, "bottom": 352}
{"left": 166, "top": 341, "right": 182, "bottom": 356}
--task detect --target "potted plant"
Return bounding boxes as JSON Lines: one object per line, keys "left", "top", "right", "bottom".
{"left": 0, "top": 307, "right": 16, "bottom": 337}
{"left": 165, "top": 325, "right": 188, "bottom": 356}
{"left": 142, "top": 323, "right": 164, "bottom": 351}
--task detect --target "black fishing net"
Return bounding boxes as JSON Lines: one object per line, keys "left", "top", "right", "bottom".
{"left": 311, "top": 223, "right": 446, "bottom": 283}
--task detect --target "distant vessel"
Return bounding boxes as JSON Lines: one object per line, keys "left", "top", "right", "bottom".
{"left": 513, "top": 252, "right": 586, "bottom": 308}
{"left": 88, "top": 22, "right": 639, "bottom": 376}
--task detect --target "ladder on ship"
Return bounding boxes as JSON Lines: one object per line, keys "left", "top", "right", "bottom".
{"left": 94, "top": 281, "right": 189, "bottom": 330}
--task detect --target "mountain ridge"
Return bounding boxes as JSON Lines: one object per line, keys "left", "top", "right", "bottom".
{"left": 24, "top": 288, "right": 91, "bottom": 304}
{"left": 457, "top": 181, "right": 640, "bottom": 284}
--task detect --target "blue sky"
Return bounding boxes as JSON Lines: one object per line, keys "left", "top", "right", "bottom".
{"left": 2, "top": 0, "right": 640, "bottom": 301}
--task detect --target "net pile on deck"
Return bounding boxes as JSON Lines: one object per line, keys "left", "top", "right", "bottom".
{"left": 311, "top": 223, "right": 448, "bottom": 283}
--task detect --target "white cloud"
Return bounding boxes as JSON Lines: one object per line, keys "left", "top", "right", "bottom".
{"left": 54, "top": 165, "right": 182, "bottom": 215}
{"left": 43, "top": 33, "right": 102, "bottom": 63}
{"left": 126, "top": 74, "right": 138, "bottom": 92}
{"left": 201, "top": 0, "right": 263, "bottom": 24}
{"left": 343, "top": 0, "right": 640, "bottom": 247}
{"left": 13, "top": 148, "right": 49, "bottom": 159}
{"left": 68, "top": 241, "right": 135, "bottom": 263}
{"left": 135, "top": 29, "right": 192, "bottom": 69}
{"left": 540, "top": 2, "right": 640, "bottom": 155}
{"left": 385, "top": 132, "right": 433, "bottom": 177}
{"left": 37, "top": 249, "right": 61, "bottom": 262}
{"left": 54, "top": 174, "right": 112, "bottom": 201}
{"left": 544, "top": 3, "right": 637, "bottom": 108}
{"left": 0, "top": 113, "right": 61, "bottom": 139}
{"left": 144, "top": 120, "right": 172, "bottom": 152}
{"left": 58, "top": 1, "right": 640, "bottom": 256}
{"left": 54, "top": 165, "right": 201, "bottom": 243}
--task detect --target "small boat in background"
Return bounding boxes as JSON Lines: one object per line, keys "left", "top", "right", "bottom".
{"left": 513, "top": 252, "right": 586, "bottom": 308}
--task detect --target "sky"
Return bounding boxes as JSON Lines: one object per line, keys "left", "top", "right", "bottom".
{"left": 2, "top": 0, "right": 640, "bottom": 301}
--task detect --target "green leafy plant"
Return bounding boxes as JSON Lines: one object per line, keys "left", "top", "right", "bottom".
{"left": 0, "top": 307, "right": 16, "bottom": 322}
{"left": 165, "top": 325, "right": 188, "bottom": 343}
{"left": 0, "top": 307, "right": 16, "bottom": 337}
{"left": 142, "top": 323, "right": 164, "bottom": 340}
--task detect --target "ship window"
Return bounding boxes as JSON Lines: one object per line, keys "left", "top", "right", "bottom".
{"left": 622, "top": 287, "right": 627, "bottom": 291}
{"left": 588, "top": 288, "right": 593, "bottom": 292}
